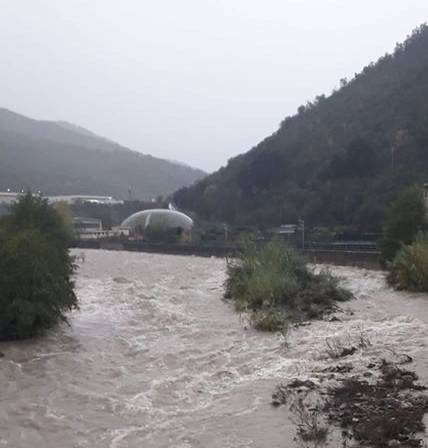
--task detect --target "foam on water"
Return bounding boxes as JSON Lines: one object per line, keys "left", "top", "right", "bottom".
{"left": 0, "top": 250, "right": 427, "bottom": 447}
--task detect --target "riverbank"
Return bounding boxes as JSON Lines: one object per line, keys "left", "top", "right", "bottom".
{"left": 72, "top": 239, "right": 382, "bottom": 269}
{"left": 0, "top": 250, "right": 426, "bottom": 447}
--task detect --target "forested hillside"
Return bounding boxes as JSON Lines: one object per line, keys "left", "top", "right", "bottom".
{"left": 174, "top": 25, "right": 428, "bottom": 232}
{"left": 0, "top": 109, "right": 205, "bottom": 199}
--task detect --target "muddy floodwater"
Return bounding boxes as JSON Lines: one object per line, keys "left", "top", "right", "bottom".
{"left": 1, "top": 249, "right": 428, "bottom": 447}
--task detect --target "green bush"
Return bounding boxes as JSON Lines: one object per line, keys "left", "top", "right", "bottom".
{"left": 377, "top": 238, "right": 402, "bottom": 266}
{"left": 0, "top": 193, "right": 78, "bottom": 340}
{"left": 225, "top": 240, "right": 352, "bottom": 331}
{"left": 379, "top": 185, "right": 427, "bottom": 265}
{"left": 387, "top": 233, "right": 428, "bottom": 292}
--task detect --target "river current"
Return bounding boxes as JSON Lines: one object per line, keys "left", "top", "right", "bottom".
{"left": 1, "top": 249, "right": 428, "bottom": 447}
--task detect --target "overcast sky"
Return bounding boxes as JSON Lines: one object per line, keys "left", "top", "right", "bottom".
{"left": 1, "top": 1, "right": 427, "bottom": 172}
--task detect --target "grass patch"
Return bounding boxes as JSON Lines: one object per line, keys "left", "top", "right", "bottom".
{"left": 290, "top": 394, "right": 329, "bottom": 448}
{"left": 250, "top": 309, "right": 290, "bottom": 333}
{"left": 225, "top": 240, "right": 352, "bottom": 331}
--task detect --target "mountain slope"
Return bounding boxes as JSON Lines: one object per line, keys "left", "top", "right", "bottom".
{"left": 174, "top": 25, "right": 428, "bottom": 232}
{"left": 0, "top": 109, "right": 205, "bottom": 199}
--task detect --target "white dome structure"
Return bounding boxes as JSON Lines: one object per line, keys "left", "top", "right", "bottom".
{"left": 121, "top": 209, "right": 193, "bottom": 237}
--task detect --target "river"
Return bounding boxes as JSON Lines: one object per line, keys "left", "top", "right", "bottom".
{"left": 1, "top": 249, "right": 427, "bottom": 447}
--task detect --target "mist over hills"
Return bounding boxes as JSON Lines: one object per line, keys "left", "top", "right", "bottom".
{"left": 174, "top": 25, "right": 428, "bottom": 232}
{"left": 0, "top": 109, "right": 205, "bottom": 199}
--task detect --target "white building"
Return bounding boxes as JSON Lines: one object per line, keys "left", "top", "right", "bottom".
{"left": 0, "top": 192, "right": 123, "bottom": 206}
{"left": 72, "top": 217, "right": 130, "bottom": 240}
{"left": 72, "top": 217, "right": 103, "bottom": 233}
{"left": 0, "top": 191, "right": 21, "bottom": 205}
{"left": 48, "top": 195, "right": 124, "bottom": 205}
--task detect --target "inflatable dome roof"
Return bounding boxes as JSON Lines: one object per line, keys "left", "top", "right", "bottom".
{"left": 121, "top": 209, "right": 193, "bottom": 233}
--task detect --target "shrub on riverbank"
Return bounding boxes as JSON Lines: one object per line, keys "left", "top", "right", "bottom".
{"left": 0, "top": 193, "right": 78, "bottom": 340}
{"left": 387, "top": 233, "right": 428, "bottom": 292}
{"left": 224, "top": 240, "right": 352, "bottom": 331}
{"left": 378, "top": 185, "right": 427, "bottom": 266}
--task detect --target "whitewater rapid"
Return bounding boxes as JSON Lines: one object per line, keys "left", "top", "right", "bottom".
{"left": 1, "top": 250, "right": 427, "bottom": 447}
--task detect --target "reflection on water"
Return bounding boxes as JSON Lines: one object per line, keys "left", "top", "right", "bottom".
{"left": 1, "top": 250, "right": 427, "bottom": 447}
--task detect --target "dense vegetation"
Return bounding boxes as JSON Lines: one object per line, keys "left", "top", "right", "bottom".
{"left": 175, "top": 25, "right": 428, "bottom": 232}
{"left": 377, "top": 184, "right": 428, "bottom": 293}
{"left": 0, "top": 193, "right": 77, "bottom": 340}
{"left": 388, "top": 233, "right": 428, "bottom": 292}
{"left": 224, "top": 240, "right": 352, "bottom": 331}
{"left": 0, "top": 108, "right": 205, "bottom": 200}
{"left": 378, "top": 185, "right": 427, "bottom": 264}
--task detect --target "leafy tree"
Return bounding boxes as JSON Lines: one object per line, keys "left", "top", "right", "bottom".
{"left": 0, "top": 193, "right": 78, "bottom": 340}
{"left": 378, "top": 185, "right": 426, "bottom": 264}
{"left": 52, "top": 201, "right": 73, "bottom": 238}
{"left": 3, "top": 193, "right": 71, "bottom": 248}
{"left": 387, "top": 232, "right": 428, "bottom": 291}
{"left": 324, "top": 139, "right": 380, "bottom": 179}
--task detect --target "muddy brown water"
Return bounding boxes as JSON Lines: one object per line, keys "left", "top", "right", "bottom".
{"left": 1, "top": 249, "right": 428, "bottom": 447}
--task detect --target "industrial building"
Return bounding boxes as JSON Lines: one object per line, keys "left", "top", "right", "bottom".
{"left": 72, "top": 217, "right": 130, "bottom": 240}
{"left": 49, "top": 195, "right": 124, "bottom": 205}
{"left": 0, "top": 191, "right": 22, "bottom": 205}
{"left": 0, "top": 192, "right": 123, "bottom": 206}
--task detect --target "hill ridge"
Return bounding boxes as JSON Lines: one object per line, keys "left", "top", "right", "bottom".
{"left": 0, "top": 108, "right": 205, "bottom": 199}
{"left": 174, "top": 24, "right": 428, "bottom": 232}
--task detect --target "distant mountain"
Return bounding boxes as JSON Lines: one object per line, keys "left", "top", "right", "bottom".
{"left": 0, "top": 109, "right": 205, "bottom": 199}
{"left": 174, "top": 25, "right": 428, "bottom": 232}
{"left": 54, "top": 121, "right": 115, "bottom": 143}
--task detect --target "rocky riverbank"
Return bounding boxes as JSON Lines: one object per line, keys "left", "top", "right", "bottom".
{"left": 272, "top": 356, "right": 428, "bottom": 447}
